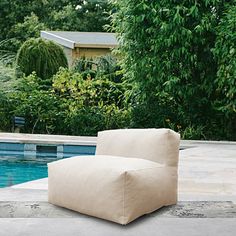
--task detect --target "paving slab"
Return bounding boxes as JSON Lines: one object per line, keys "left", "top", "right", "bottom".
{"left": 0, "top": 189, "right": 47, "bottom": 201}
{"left": 0, "top": 218, "right": 236, "bottom": 236}
{"left": 0, "top": 201, "right": 235, "bottom": 218}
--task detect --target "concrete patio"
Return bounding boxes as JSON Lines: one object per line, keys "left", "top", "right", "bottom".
{"left": 0, "top": 140, "right": 236, "bottom": 235}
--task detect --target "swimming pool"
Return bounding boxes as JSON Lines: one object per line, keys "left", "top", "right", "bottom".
{"left": 0, "top": 144, "right": 96, "bottom": 188}
{"left": 0, "top": 157, "right": 52, "bottom": 188}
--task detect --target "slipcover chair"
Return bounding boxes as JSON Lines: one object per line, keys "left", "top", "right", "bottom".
{"left": 48, "top": 129, "right": 180, "bottom": 224}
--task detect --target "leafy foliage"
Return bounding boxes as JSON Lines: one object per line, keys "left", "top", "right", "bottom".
{"left": 213, "top": 5, "right": 236, "bottom": 116}
{"left": 0, "top": 69, "right": 131, "bottom": 135}
{"left": 0, "top": 40, "right": 18, "bottom": 93}
{"left": 16, "top": 38, "right": 68, "bottom": 80}
{"left": 49, "top": 1, "right": 111, "bottom": 32}
{"left": 52, "top": 68, "right": 131, "bottom": 135}
{"left": 8, "top": 13, "right": 46, "bottom": 50}
{"left": 53, "top": 68, "right": 129, "bottom": 107}
{"left": 72, "top": 57, "right": 97, "bottom": 80}
{"left": 0, "top": 0, "right": 236, "bottom": 140}
{"left": 0, "top": 91, "right": 14, "bottom": 131}
{"left": 0, "top": 0, "right": 111, "bottom": 52}
{"left": 111, "top": 0, "right": 236, "bottom": 140}
{"left": 73, "top": 55, "right": 123, "bottom": 82}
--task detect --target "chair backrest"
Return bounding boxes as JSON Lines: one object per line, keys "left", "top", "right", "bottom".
{"left": 96, "top": 128, "right": 180, "bottom": 166}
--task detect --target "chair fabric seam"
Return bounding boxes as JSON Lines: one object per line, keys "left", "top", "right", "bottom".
{"left": 123, "top": 171, "right": 127, "bottom": 224}
{"left": 126, "top": 166, "right": 176, "bottom": 172}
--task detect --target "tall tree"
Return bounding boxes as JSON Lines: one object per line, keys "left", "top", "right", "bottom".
{"left": 111, "top": 0, "right": 235, "bottom": 135}
{"left": 48, "top": 1, "right": 111, "bottom": 32}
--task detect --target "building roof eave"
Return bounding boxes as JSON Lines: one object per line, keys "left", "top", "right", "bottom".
{"left": 74, "top": 43, "right": 118, "bottom": 49}
{"left": 40, "top": 31, "right": 75, "bottom": 49}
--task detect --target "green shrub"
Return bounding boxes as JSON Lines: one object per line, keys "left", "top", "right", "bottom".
{"left": 8, "top": 13, "right": 46, "bottom": 50}
{"left": 63, "top": 104, "right": 131, "bottom": 136}
{"left": 16, "top": 38, "right": 68, "bottom": 80}
{"left": 213, "top": 5, "right": 236, "bottom": 140}
{"left": 3, "top": 69, "right": 131, "bottom": 135}
{"left": 180, "top": 125, "right": 206, "bottom": 140}
{"left": 8, "top": 73, "right": 62, "bottom": 134}
{"left": 53, "top": 68, "right": 130, "bottom": 108}
{"left": 52, "top": 68, "right": 132, "bottom": 135}
{"left": 72, "top": 57, "right": 97, "bottom": 79}
{"left": 72, "top": 55, "right": 123, "bottom": 82}
{"left": 0, "top": 39, "right": 18, "bottom": 92}
{"left": 0, "top": 62, "right": 17, "bottom": 93}
{"left": 96, "top": 55, "right": 123, "bottom": 83}
{"left": 214, "top": 5, "right": 236, "bottom": 114}
{"left": 0, "top": 91, "right": 14, "bottom": 131}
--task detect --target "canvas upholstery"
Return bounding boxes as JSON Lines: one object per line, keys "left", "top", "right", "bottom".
{"left": 96, "top": 128, "right": 180, "bottom": 166}
{"left": 48, "top": 129, "right": 180, "bottom": 224}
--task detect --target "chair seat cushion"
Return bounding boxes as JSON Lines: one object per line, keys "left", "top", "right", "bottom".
{"left": 48, "top": 155, "right": 177, "bottom": 224}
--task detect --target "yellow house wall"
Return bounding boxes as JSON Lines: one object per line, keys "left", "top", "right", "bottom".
{"left": 63, "top": 47, "right": 113, "bottom": 67}
{"left": 73, "top": 47, "right": 112, "bottom": 60}
{"left": 77, "top": 48, "right": 111, "bottom": 59}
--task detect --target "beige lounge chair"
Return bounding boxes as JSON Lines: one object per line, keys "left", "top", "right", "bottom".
{"left": 48, "top": 128, "right": 180, "bottom": 224}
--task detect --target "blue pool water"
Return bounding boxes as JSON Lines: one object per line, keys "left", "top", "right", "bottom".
{"left": 0, "top": 144, "right": 96, "bottom": 188}
{"left": 0, "top": 156, "right": 52, "bottom": 188}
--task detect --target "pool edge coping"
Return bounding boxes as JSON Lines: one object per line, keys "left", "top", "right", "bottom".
{"left": 0, "top": 132, "right": 236, "bottom": 147}
{"left": 0, "top": 132, "right": 97, "bottom": 146}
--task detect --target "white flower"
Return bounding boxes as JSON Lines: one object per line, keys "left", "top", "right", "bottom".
{"left": 75, "top": 5, "right": 82, "bottom": 10}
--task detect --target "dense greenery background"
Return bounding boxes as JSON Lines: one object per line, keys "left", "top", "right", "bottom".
{"left": 0, "top": 0, "right": 235, "bottom": 140}
{"left": 111, "top": 0, "right": 236, "bottom": 140}
{"left": 0, "top": 0, "right": 111, "bottom": 51}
